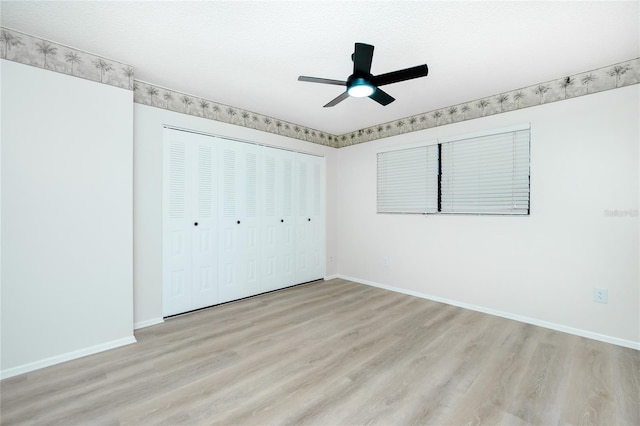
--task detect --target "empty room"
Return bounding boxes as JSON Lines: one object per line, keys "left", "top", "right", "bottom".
{"left": 1, "top": 1, "right": 638, "bottom": 424}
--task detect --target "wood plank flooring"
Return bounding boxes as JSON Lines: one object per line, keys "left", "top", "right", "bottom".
{"left": 1, "top": 279, "right": 638, "bottom": 425}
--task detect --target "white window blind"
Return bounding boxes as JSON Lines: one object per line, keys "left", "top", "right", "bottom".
{"left": 377, "top": 145, "right": 438, "bottom": 213}
{"left": 440, "top": 129, "right": 530, "bottom": 215}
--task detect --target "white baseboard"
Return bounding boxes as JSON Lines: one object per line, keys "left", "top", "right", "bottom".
{"left": 338, "top": 274, "right": 640, "bottom": 351}
{"left": 323, "top": 274, "right": 339, "bottom": 281}
{"left": 134, "top": 317, "right": 165, "bottom": 330}
{"left": 0, "top": 335, "right": 137, "bottom": 380}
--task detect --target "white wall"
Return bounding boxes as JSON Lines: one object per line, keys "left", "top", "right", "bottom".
{"left": 1, "top": 60, "right": 135, "bottom": 377}
{"left": 335, "top": 85, "right": 639, "bottom": 348}
{"left": 133, "top": 104, "right": 338, "bottom": 327}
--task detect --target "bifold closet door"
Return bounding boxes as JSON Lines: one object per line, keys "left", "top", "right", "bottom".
{"left": 296, "top": 154, "right": 325, "bottom": 284}
{"left": 218, "top": 140, "right": 262, "bottom": 303}
{"left": 262, "top": 147, "right": 297, "bottom": 292}
{"left": 163, "top": 129, "right": 326, "bottom": 316}
{"left": 162, "top": 129, "right": 218, "bottom": 317}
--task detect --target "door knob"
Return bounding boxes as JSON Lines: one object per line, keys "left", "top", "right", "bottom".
{"left": 237, "top": 220, "right": 241, "bottom": 224}
{"left": 308, "top": 218, "right": 311, "bottom": 222}
{"left": 194, "top": 222, "right": 198, "bottom": 226}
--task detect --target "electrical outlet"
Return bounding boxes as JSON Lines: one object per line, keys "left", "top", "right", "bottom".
{"left": 383, "top": 257, "right": 390, "bottom": 267}
{"left": 593, "top": 288, "right": 608, "bottom": 304}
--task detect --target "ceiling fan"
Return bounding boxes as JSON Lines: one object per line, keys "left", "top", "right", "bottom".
{"left": 298, "top": 42, "right": 429, "bottom": 107}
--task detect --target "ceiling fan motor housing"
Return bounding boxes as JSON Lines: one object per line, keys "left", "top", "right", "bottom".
{"left": 347, "top": 74, "right": 376, "bottom": 97}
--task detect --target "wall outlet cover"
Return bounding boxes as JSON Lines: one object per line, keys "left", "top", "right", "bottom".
{"left": 593, "top": 287, "right": 608, "bottom": 304}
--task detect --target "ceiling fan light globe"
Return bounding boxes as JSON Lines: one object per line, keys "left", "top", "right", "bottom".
{"left": 347, "top": 78, "right": 375, "bottom": 97}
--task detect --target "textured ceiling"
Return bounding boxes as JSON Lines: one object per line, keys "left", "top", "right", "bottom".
{"left": 1, "top": 1, "right": 638, "bottom": 135}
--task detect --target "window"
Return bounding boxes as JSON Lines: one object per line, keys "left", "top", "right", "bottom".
{"left": 377, "top": 125, "right": 530, "bottom": 215}
{"left": 377, "top": 145, "right": 438, "bottom": 213}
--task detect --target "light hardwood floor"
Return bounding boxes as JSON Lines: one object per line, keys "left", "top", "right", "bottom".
{"left": 1, "top": 279, "right": 639, "bottom": 425}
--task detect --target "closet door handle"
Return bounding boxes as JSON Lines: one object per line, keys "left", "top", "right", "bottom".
{"left": 281, "top": 219, "right": 284, "bottom": 223}
{"left": 308, "top": 218, "right": 311, "bottom": 222}
{"left": 194, "top": 222, "right": 198, "bottom": 226}
{"left": 237, "top": 220, "right": 241, "bottom": 224}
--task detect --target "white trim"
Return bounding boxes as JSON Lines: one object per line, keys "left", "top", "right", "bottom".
{"left": 377, "top": 137, "right": 440, "bottom": 153}
{"left": 323, "top": 274, "right": 339, "bottom": 281}
{"left": 376, "top": 123, "right": 531, "bottom": 154}
{"left": 438, "top": 122, "right": 531, "bottom": 144}
{"left": 0, "top": 336, "right": 137, "bottom": 380}
{"left": 338, "top": 274, "right": 640, "bottom": 351}
{"left": 134, "top": 317, "right": 165, "bottom": 330}
{"left": 162, "top": 125, "right": 325, "bottom": 158}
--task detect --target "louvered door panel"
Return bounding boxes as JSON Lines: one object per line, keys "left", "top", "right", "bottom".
{"left": 163, "top": 136, "right": 192, "bottom": 316}
{"left": 218, "top": 140, "right": 262, "bottom": 302}
{"left": 308, "top": 158, "right": 324, "bottom": 279}
{"left": 261, "top": 149, "right": 280, "bottom": 292}
{"left": 261, "top": 147, "right": 298, "bottom": 292}
{"left": 296, "top": 159, "right": 310, "bottom": 279}
{"left": 280, "top": 152, "right": 297, "bottom": 287}
{"left": 163, "top": 128, "right": 219, "bottom": 317}
{"left": 219, "top": 144, "right": 242, "bottom": 303}
{"left": 191, "top": 141, "right": 218, "bottom": 308}
{"left": 295, "top": 155, "right": 325, "bottom": 284}
{"left": 242, "top": 146, "right": 261, "bottom": 298}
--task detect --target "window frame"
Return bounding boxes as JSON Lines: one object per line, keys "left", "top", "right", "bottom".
{"left": 376, "top": 123, "right": 531, "bottom": 216}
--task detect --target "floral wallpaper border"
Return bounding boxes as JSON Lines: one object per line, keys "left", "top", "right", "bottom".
{"left": 133, "top": 80, "right": 338, "bottom": 148}
{"left": 337, "top": 58, "right": 640, "bottom": 147}
{"left": 1, "top": 27, "right": 133, "bottom": 90}
{"left": 3, "top": 26, "right": 638, "bottom": 149}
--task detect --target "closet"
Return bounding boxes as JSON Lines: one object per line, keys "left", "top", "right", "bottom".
{"left": 162, "top": 128, "right": 325, "bottom": 316}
